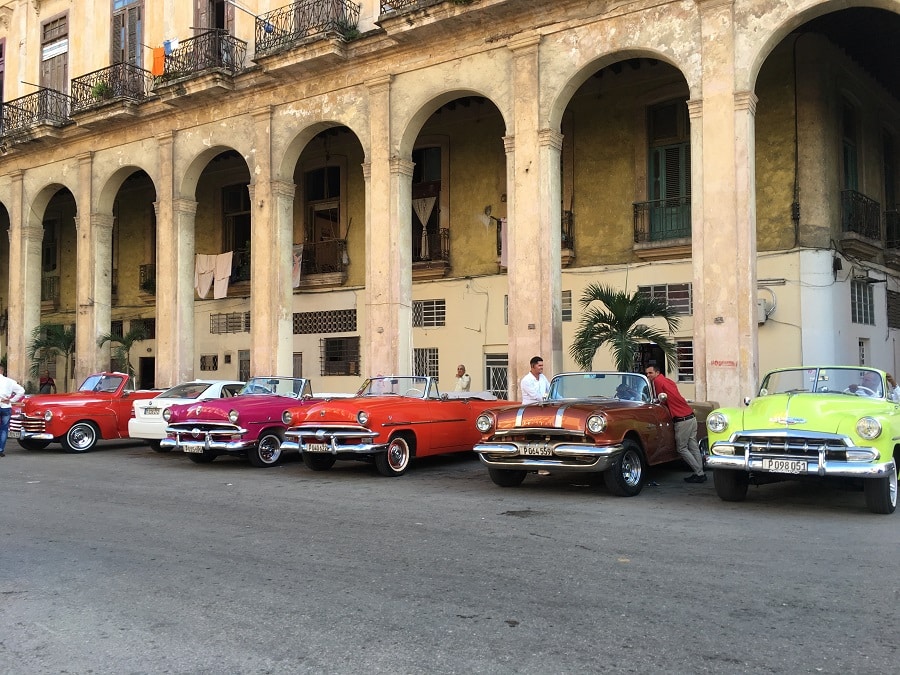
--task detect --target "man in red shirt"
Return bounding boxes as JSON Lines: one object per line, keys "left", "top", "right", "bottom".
{"left": 645, "top": 365, "right": 706, "bottom": 483}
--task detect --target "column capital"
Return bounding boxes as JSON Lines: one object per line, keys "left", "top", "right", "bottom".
{"left": 503, "top": 135, "right": 515, "bottom": 154}
{"left": 734, "top": 90, "right": 758, "bottom": 114}
{"left": 361, "top": 162, "right": 372, "bottom": 181}
{"left": 508, "top": 33, "right": 541, "bottom": 54}
{"left": 694, "top": 0, "right": 733, "bottom": 12}
{"left": 22, "top": 224, "right": 43, "bottom": 244}
{"left": 271, "top": 179, "right": 296, "bottom": 200}
{"left": 366, "top": 75, "right": 392, "bottom": 94}
{"left": 173, "top": 198, "right": 198, "bottom": 216}
{"left": 251, "top": 106, "right": 273, "bottom": 122}
{"left": 538, "top": 129, "right": 563, "bottom": 151}
{"left": 156, "top": 131, "right": 175, "bottom": 146}
{"left": 390, "top": 157, "right": 415, "bottom": 177}
{"left": 76, "top": 151, "right": 93, "bottom": 166}
{"left": 91, "top": 212, "right": 115, "bottom": 231}
{"left": 686, "top": 98, "right": 703, "bottom": 119}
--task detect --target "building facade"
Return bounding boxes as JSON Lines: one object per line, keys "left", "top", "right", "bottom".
{"left": 0, "top": 0, "right": 899, "bottom": 406}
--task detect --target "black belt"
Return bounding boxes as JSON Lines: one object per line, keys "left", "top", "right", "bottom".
{"left": 672, "top": 413, "right": 695, "bottom": 423}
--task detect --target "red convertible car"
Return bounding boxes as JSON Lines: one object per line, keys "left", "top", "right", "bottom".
{"left": 474, "top": 371, "right": 716, "bottom": 496}
{"left": 281, "top": 376, "right": 509, "bottom": 476}
{"left": 160, "top": 376, "right": 342, "bottom": 467}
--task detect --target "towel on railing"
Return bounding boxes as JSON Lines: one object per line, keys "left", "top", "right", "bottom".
{"left": 194, "top": 254, "right": 216, "bottom": 299}
{"left": 214, "top": 251, "right": 233, "bottom": 299}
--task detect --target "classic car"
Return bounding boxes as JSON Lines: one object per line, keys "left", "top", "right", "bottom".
{"left": 9, "top": 372, "right": 161, "bottom": 453}
{"left": 281, "top": 376, "right": 509, "bottom": 476}
{"left": 129, "top": 379, "right": 245, "bottom": 452}
{"left": 159, "top": 376, "right": 345, "bottom": 467}
{"left": 706, "top": 366, "right": 899, "bottom": 514}
{"left": 474, "top": 371, "right": 716, "bottom": 496}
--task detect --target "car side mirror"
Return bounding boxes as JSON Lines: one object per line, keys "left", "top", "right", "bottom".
{"left": 743, "top": 396, "right": 751, "bottom": 406}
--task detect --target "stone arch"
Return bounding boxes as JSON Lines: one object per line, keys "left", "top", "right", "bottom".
{"left": 95, "top": 165, "right": 158, "bottom": 216}
{"left": 276, "top": 119, "right": 367, "bottom": 184}
{"left": 177, "top": 144, "right": 249, "bottom": 200}
{"left": 29, "top": 183, "right": 75, "bottom": 227}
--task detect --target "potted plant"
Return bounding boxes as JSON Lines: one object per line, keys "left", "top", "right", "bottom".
{"left": 91, "top": 81, "right": 114, "bottom": 100}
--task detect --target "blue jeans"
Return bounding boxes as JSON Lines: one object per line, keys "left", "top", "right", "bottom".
{"left": 0, "top": 407, "right": 11, "bottom": 452}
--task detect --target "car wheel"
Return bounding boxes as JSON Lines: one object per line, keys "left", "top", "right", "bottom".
{"left": 148, "top": 440, "right": 169, "bottom": 453}
{"left": 247, "top": 431, "right": 283, "bottom": 467}
{"left": 303, "top": 452, "right": 336, "bottom": 471}
{"left": 863, "top": 472, "right": 897, "bottom": 514}
{"left": 17, "top": 438, "right": 52, "bottom": 451}
{"left": 488, "top": 467, "right": 527, "bottom": 487}
{"left": 375, "top": 436, "right": 411, "bottom": 477}
{"left": 603, "top": 439, "right": 645, "bottom": 497}
{"left": 62, "top": 422, "right": 99, "bottom": 453}
{"left": 713, "top": 469, "right": 750, "bottom": 502}
{"left": 187, "top": 450, "right": 216, "bottom": 464}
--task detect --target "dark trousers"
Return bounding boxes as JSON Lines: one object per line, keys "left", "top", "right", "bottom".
{"left": 0, "top": 407, "right": 11, "bottom": 452}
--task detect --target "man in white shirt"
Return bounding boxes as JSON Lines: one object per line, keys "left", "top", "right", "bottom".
{"left": 0, "top": 365, "right": 26, "bottom": 457}
{"left": 454, "top": 365, "right": 471, "bottom": 392}
{"left": 520, "top": 356, "right": 550, "bottom": 404}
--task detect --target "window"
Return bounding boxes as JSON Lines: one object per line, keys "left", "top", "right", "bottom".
{"left": 42, "top": 220, "right": 59, "bottom": 273}
{"left": 110, "top": 320, "right": 124, "bottom": 339}
{"left": 223, "top": 184, "right": 251, "bottom": 256}
{"left": 112, "top": 0, "right": 143, "bottom": 66}
{"left": 412, "top": 146, "right": 442, "bottom": 262}
{"left": 413, "top": 348, "right": 439, "bottom": 378}
{"left": 888, "top": 290, "right": 900, "bottom": 329}
{"left": 211, "top": 312, "right": 250, "bottom": 334}
{"left": 131, "top": 318, "right": 155, "bottom": 339}
{"left": 293, "top": 309, "right": 356, "bottom": 334}
{"left": 238, "top": 349, "right": 250, "bottom": 381}
{"left": 485, "top": 354, "right": 509, "bottom": 399}
{"left": 842, "top": 101, "right": 859, "bottom": 191}
{"left": 41, "top": 15, "right": 68, "bottom": 92}
{"left": 196, "top": 0, "right": 234, "bottom": 34}
{"left": 858, "top": 339, "right": 868, "bottom": 366}
{"left": 562, "top": 290, "right": 572, "bottom": 322}
{"left": 637, "top": 283, "right": 693, "bottom": 315}
{"left": 885, "top": 131, "right": 897, "bottom": 209}
{"left": 413, "top": 300, "right": 446, "bottom": 327}
{"left": 646, "top": 100, "right": 691, "bottom": 240}
{"left": 200, "top": 354, "right": 218, "bottom": 371}
{"left": 293, "top": 352, "right": 303, "bottom": 378}
{"left": 304, "top": 165, "right": 342, "bottom": 274}
{"left": 851, "top": 280, "right": 874, "bottom": 325}
{"left": 676, "top": 341, "right": 694, "bottom": 383}
{"left": 320, "top": 337, "right": 360, "bottom": 376}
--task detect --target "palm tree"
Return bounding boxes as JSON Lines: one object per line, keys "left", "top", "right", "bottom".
{"left": 569, "top": 283, "right": 681, "bottom": 373}
{"left": 26, "top": 324, "right": 77, "bottom": 392}
{"left": 97, "top": 325, "right": 148, "bottom": 385}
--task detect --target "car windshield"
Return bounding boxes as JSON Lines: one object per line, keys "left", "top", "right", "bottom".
{"left": 157, "top": 382, "right": 213, "bottom": 399}
{"left": 239, "top": 377, "right": 311, "bottom": 398}
{"left": 548, "top": 373, "right": 651, "bottom": 402}
{"left": 760, "top": 367, "right": 885, "bottom": 398}
{"left": 80, "top": 374, "right": 126, "bottom": 393}
{"left": 356, "top": 376, "right": 435, "bottom": 399}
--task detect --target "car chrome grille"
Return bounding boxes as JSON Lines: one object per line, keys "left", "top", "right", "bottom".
{"left": 730, "top": 433, "right": 850, "bottom": 459}
{"left": 10, "top": 415, "right": 46, "bottom": 434}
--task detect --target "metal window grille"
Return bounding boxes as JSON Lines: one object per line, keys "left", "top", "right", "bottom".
{"left": 850, "top": 281, "right": 875, "bottom": 325}
{"left": 319, "top": 337, "right": 360, "bottom": 376}
{"left": 637, "top": 283, "right": 693, "bottom": 315}
{"left": 858, "top": 339, "right": 868, "bottom": 366}
{"left": 485, "top": 354, "right": 509, "bottom": 399}
{"left": 888, "top": 290, "right": 900, "bottom": 329}
{"left": 293, "top": 309, "right": 357, "bottom": 335}
{"left": 413, "top": 348, "right": 439, "bottom": 378}
{"left": 211, "top": 312, "right": 250, "bottom": 334}
{"left": 412, "top": 300, "right": 446, "bottom": 328}
{"left": 676, "top": 341, "right": 694, "bottom": 383}
{"left": 200, "top": 354, "right": 218, "bottom": 371}
{"left": 238, "top": 350, "right": 250, "bottom": 381}
{"left": 131, "top": 318, "right": 156, "bottom": 339}
{"left": 111, "top": 320, "right": 124, "bottom": 339}
{"left": 562, "top": 290, "right": 572, "bottom": 322}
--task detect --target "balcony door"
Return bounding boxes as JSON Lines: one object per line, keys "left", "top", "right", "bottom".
{"left": 647, "top": 100, "right": 690, "bottom": 241}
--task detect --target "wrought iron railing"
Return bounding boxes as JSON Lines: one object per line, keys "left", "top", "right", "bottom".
{"left": 70, "top": 63, "right": 154, "bottom": 113}
{"left": 1, "top": 88, "right": 71, "bottom": 135}
{"left": 633, "top": 196, "right": 691, "bottom": 243}
{"left": 413, "top": 227, "right": 449, "bottom": 263}
{"left": 885, "top": 209, "right": 900, "bottom": 249}
{"left": 231, "top": 247, "right": 251, "bottom": 283}
{"left": 561, "top": 210, "right": 575, "bottom": 250}
{"left": 301, "top": 239, "right": 347, "bottom": 275}
{"left": 139, "top": 263, "right": 156, "bottom": 295}
{"left": 379, "top": 0, "right": 444, "bottom": 14}
{"left": 160, "top": 30, "right": 247, "bottom": 80}
{"left": 841, "top": 190, "right": 881, "bottom": 241}
{"left": 256, "top": 0, "right": 361, "bottom": 55}
{"left": 41, "top": 276, "right": 60, "bottom": 303}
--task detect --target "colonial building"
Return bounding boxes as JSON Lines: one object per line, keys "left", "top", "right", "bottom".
{"left": 0, "top": 0, "right": 898, "bottom": 406}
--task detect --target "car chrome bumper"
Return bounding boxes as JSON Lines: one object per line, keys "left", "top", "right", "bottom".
{"left": 474, "top": 442, "right": 624, "bottom": 472}
{"left": 161, "top": 424, "right": 253, "bottom": 453}
{"left": 282, "top": 425, "right": 382, "bottom": 455}
{"left": 12, "top": 431, "right": 54, "bottom": 441}
{"left": 707, "top": 444, "right": 896, "bottom": 478}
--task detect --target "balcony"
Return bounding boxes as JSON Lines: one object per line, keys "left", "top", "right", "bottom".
{"left": 139, "top": 263, "right": 156, "bottom": 301}
{"left": 633, "top": 196, "right": 692, "bottom": 261}
{"left": 70, "top": 63, "right": 154, "bottom": 120}
{"left": 41, "top": 276, "right": 60, "bottom": 311}
{"left": 0, "top": 88, "right": 72, "bottom": 143}
{"left": 884, "top": 209, "right": 900, "bottom": 268}
{"left": 296, "top": 238, "right": 349, "bottom": 289}
{"left": 153, "top": 30, "right": 247, "bottom": 105}
{"left": 413, "top": 227, "right": 450, "bottom": 280}
{"left": 255, "top": 0, "right": 361, "bottom": 70}
{"left": 377, "top": 0, "right": 485, "bottom": 44}
{"left": 840, "top": 189, "right": 882, "bottom": 259}
{"left": 561, "top": 209, "right": 575, "bottom": 267}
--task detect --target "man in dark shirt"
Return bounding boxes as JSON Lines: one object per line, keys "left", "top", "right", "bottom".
{"left": 645, "top": 365, "right": 706, "bottom": 483}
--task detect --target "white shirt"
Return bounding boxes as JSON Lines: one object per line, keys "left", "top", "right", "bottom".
{"left": 454, "top": 374, "right": 471, "bottom": 392}
{"left": 0, "top": 374, "right": 26, "bottom": 409}
{"left": 520, "top": 372, "right": 550, "bottom": 404}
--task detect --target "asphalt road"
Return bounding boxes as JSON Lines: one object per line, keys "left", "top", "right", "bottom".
{"left": 1, "top": 440, "right": 897, "bottom": 674}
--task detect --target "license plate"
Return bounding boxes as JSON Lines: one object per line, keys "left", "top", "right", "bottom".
{"left": 145, "top": 408, "right": 160, "bottom": 416}
{"left": 9, "top": 430, "right": 20, "bottom": 439}
{"left": 522, "top": 442, "right": 552, "bottom": 456}
{"left": 182, "top": 444, "right": 205, "bottom": 454}
{"left": 305, "top": 443, "right": 330, "bottom": 453}
{"left": 761, "top": 458, "right": 806, "bottom": 474}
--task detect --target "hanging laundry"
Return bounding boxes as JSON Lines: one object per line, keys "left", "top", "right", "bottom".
{"left": 213, "top": 251, "right": 233, "bottom": 299}
{"left": 194, "top": 253, "right": 216, "bottom": 299}
{"left": 500, "top": 218, "right": 508, "bottom": 268}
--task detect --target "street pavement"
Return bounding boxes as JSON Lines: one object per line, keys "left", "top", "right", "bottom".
{"left": 1, "top": 440, "right": 897, "bottom": 674}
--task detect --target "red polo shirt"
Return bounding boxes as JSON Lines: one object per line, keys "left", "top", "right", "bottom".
{"left": 652, "top": 373, "right": 693, "bottom": 418}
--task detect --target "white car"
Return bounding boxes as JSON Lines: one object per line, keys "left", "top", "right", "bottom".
{"left": 129, "top": 380, "right": 245, "bottom": 451}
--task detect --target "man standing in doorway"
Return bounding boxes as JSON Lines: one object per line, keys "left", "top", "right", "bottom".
{"left": 645, "top": 364, "right": 706, "bottom": 483}
{"left": 454, "top": 365, "right": 471, "bottom": 392}
{"left": 0, "top": 365, "right": 26, "bottom": 457}
{"left": 521, "top": 356, "right": 550, "bottom": 404}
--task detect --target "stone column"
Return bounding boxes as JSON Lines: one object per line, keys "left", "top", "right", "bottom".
{"left": 7, "top": 170, "right": 42, "bottom": 386}
{"left": 506, "top": 34, "right": 562, "bottom": 399}
{"left": 74, "top": 212, "right": 114, "bottom": 383}
{"left": 365, "top": 75, "right": 412, "bottom": 376}
{"left": 694, "top": 0, "right": 759, "bottom": 406}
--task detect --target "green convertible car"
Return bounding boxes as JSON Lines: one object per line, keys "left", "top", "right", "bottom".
{"left": 706, "top": 366, "right": 899, "bottom": 514}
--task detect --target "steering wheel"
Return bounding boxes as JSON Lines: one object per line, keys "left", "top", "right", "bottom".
{"left": 404, "top": 388, "right": 423, "bottom": 397}
{"left": 844, "top": 386, "right": 877, "bottom": 396}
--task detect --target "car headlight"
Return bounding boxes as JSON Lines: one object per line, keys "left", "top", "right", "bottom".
{"left": 162, "top": 408, "right": 171, "bottom": 422}
{"left": 707, "top": 412, "right": 728, "bottom": 434}
{"left": 228, "top": 409, "right": 239, "bottom": 424}
{"left": 43, "top": 410, "right": 53, "bottom": 421}
{"left": 856, "top": 416, "right": 882, "bottom": 440}
{"left": 475, "top": 414, "right": 494, "bottom": 433}
{"left": 586, "top": 414, "right": 607, "bottom": 434}
{"left": 357, "top": 411, "right": 369, "bottom": 425}
{"left": 282, "top": 410, "right": 293, "bottom": 425}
